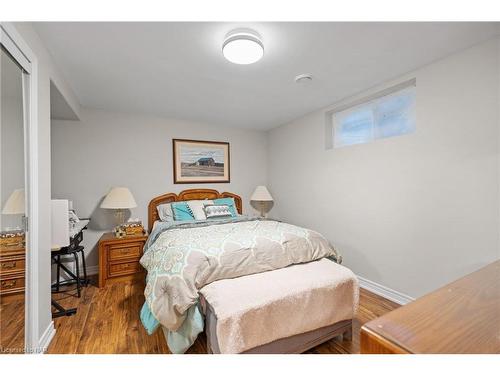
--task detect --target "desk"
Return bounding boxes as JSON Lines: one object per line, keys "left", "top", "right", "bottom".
{"left": 360, "top": 261, "right": 500, "bottom": 354}
{"left": 51, "top": 219, "right": 90, "bottom": 318}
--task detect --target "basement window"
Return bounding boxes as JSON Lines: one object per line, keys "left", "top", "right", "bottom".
{"left": 328, "top": 80, "right": 416, "bottom": 148}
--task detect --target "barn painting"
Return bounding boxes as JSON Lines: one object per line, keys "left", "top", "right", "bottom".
{"left": 173, "top": 139, "right": 230, "bottom": 183}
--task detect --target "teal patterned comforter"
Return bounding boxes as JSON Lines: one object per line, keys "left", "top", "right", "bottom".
{"left": 139, "top": 217, "right": 340, "bottom": 353}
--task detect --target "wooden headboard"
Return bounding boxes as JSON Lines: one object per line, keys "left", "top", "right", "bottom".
{"left": 148, "top": 188, "right": 243, "bottom": 232}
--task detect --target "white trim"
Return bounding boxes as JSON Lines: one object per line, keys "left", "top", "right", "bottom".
{"left": 358, "top": 275, "right": 414, "bottom": 305}
{"left": 1, "top": 22, "right": 40, "bottom": 354}
{"left": 37, "top": 321, "right": 55, "bottom": 354}
{"left": 0, "top": 24, "right": 31, "bottom": 73}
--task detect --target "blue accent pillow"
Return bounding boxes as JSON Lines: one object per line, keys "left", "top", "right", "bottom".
{"left": 171, "top": 201, "right": 195, "bottom": 221}
{"left": 214, "top": 198, "right": 238, "bottom": 217}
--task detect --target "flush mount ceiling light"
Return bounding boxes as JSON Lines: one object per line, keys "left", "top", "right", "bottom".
{"left": 222, "top": 30, "right": 264, "bottom": 65}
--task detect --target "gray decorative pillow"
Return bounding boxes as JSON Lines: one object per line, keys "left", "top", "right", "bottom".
{"left": 156, "top": 203, "right": 174, "bottom": 222}
{"left": 204, "top": 204, "right": 232, "bottom": 219}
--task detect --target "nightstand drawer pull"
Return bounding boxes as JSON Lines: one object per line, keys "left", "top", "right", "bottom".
{"left": 109, "top": 245, "right": 142, "bottom": 260}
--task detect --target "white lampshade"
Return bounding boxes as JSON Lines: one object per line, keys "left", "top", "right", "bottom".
{"left": 100, "top": 187, "right": 137, "bottom": 209}
{"left": 251, "top": 186, "right": 273, "bottom": 202}
{"left": 2, "top": 189, "right": 25, "bottom": 215}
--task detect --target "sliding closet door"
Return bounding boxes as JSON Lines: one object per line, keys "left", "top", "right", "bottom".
{"left": 0, "top": 46, "right": 27, "bottom": 353}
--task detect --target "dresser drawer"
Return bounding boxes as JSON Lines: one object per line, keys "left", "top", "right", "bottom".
{"left": 0, "top": 274, "right": 25, "bottom": 294}
{"left": 108, "top": 260, "right": 142, "bottom": 277}
{"left": 108, "top": 243, "right": 143, "bottom": 261}
{"left": 0, "top": 256, "right": 25, "bottom": 276}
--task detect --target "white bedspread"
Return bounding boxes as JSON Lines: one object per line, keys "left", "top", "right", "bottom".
{"left": 200, "top": 258, "right": 359, "bottom": 354}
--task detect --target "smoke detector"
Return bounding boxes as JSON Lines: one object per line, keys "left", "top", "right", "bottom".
{"left": 295, "top": 74, "right": 313, "bottom": 83}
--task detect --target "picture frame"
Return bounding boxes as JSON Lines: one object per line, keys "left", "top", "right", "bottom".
{"left": 172, "top": 139, "right": 230, "bottom": 184}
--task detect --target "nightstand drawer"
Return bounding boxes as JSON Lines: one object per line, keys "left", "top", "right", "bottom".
{"left": 0, "top": 256, "right": 25, "bottom": 275}
{"left": 0, "top": 274, "right": 25, "bottom": 294}
{"left": 108, "top": 243, "right": 143, "bottom": 261}
{"left": 108, "top": 260, "right": 142, "bottom": 277}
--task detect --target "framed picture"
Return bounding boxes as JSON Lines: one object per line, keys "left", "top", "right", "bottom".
{"left": 172, "top": 139, "right": 230, "bottom": 184}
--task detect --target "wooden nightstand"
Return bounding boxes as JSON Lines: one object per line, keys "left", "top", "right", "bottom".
{"left": 98, "top": 232, "right": 148, "bottom": 288}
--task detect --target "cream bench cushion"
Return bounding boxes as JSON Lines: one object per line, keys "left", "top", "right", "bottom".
{"left": 200, "top": 258, "right": 359, "bottom": 353}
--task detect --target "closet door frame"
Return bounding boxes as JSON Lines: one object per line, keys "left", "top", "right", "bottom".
{"left": 1, "top": 22, "right": 40, "bottom": 353}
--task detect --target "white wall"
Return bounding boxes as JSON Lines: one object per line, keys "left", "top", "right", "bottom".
{"left": 268, "top": 38, "right": 500, "bottom": 298}
{"left": 10, "top": 22, "right": 81, "bottom": 348}
{"left": 51, "top": 108, "right": 267, "bottom": 268}
{"left": 1, "top": 94, "right": 24, "bottom": 230}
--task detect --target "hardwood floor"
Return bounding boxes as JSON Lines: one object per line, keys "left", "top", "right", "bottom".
{"left": 0, "top": 295, "right": 24, "bottom": 354}
{"left": 0, "top": 277, "right": 400, "bottom": 354}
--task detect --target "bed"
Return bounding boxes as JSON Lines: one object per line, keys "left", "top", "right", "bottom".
{"left": 140, "top": 189, "right": 358, "bottom": 354}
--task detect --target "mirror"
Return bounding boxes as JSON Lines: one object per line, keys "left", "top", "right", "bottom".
{"left": 0, "top": 46, "right": 27, "bottom": 354}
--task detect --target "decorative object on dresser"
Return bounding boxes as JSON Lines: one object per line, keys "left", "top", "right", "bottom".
{"left": 1, "top": 189, "right": 26, "bottom": 300}
{"left": 100, "top": 187, "right": 138, "bottom": 235}
{"left": 250, "top": 185, "right": 274, "bottom": 218}
{"left": 98, "top": 232, "right": 148, "bottom": 288}
{"left": 360, "top": 260, "right": 500, "bottom": 354}
{"left": 115, "top": 220, "right": 146, "bottom": 238}
{"left": 172, "top": 139, "right": 230, "bottom": 184}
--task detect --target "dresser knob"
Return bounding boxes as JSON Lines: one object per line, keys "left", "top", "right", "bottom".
{"left": 1, "top": 261, "right": 16, "bottom": 269}
{"left": 1, "top": 280, "right": 17, "bottom": 288}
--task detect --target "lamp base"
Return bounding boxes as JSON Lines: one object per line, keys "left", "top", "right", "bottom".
{"left": 114, "top": 209, "right": 125, "bottom": 226}
{"left": 259, "top": 202, "right": 267, "bottom": 218}
{"left": 113, "top": 210, "right": 126, "bottom": 238}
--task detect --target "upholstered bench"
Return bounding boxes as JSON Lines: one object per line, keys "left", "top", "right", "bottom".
{"left": 199, "top": 258, "right": 359, "bottom": 354}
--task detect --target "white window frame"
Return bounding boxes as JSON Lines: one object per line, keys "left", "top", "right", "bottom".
{"left": 325, "top": 79, "right": 416, "bottom": 150}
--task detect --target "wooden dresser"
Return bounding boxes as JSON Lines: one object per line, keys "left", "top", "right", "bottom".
{"left": 98, "top": 232, "right": 148, "bottom": 288}
{"left": 0, "top": 239, "right": 25, "bottom": 300}
{"left": 361, "top": 260, "right": 500, "bottom": 354}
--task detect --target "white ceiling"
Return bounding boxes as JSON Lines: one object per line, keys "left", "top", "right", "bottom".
{"left": 34, "top": 22, "right": 500, "bottom": 130}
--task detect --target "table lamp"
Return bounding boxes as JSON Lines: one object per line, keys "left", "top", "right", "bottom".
{"left": 250, "top": 185, "right": 273, "bottom": 218}
{"left": 2, "top": 188, "right": 25, "bottom": 216}
{"left": 100, "top": 187, "right": 137, "bottom": 227}
{"left": 1, "top": 188, "right": 26, "bottom": 247}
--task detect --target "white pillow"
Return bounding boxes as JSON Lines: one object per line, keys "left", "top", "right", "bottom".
{"left": 157, "top": 203, "right": 174, "bottom": 222}
{"left": 187, "top": 200, "right": 213, "bottom": 220}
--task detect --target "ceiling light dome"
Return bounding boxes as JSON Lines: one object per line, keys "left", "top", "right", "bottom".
{"left": 222, "top": 29, "right": 264, "bottom": 65}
